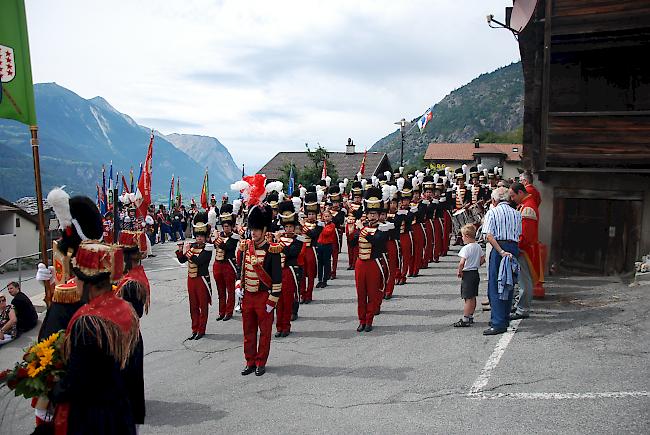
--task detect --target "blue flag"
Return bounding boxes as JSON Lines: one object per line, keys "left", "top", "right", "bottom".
{"left": 287, "top": 165, "right": 295, "bottom": 196}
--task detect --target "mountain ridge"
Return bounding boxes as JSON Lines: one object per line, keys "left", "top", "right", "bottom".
{"left": 0, "top": 83, "right": 238, "bottom": 201}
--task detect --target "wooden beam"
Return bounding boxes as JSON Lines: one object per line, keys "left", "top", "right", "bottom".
{"left": 540, "top": 0, "right": 553, "bottom": 171}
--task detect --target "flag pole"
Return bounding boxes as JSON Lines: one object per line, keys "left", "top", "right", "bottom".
{"left": 29, "top": 125, "right": 52, "bottom": 306}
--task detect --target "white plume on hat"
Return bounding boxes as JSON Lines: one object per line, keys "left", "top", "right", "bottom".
{"left": 425, "top": 168, "right": 430, "bottom": 174}
{"left": 341, "top": 178, "right": 349, "bottom": 188}
{"left": 360, "top": 179, "right": 367, "bottom": 190}
{"left": 384, "top": 171, "right": 391, "bottom": 181}
{"left": 325, "top": 176, "right": 331, "bottom": 187}
{"left": 398, "top": 166, "right": 404, "bottom": 174}
{"left": 47, "top": 187, "right": 72, "bottom": 230}
{"left": 207, "top": 208, "right": 217, "bottom": 228}
{"left": 278, "top": 192, "right": 285, "bottom": 202}
{"left": 483, "top": 168, "right": 489, "bottom": 177}
{"left": 462, "top": 164, "right": 468, "bottom": 174}
{"left": 433, "top": 173, "right": 439, "bottom": 183}
{"left": 389, "top": 185, "right": 398, "bottom": 199}
{"left": 382, "top": 184, "right": 391, "bottom": 201}
{"left": 371, "top": 175, "right": 378, "bottom": 187}
{"left": 477, "top": 163, "right": 484, "bottom": 171}
{"left": 299, "top": 186, "right": 307, "bottom": 199}
{"left": 338, "top": 181, "right": 346, "bottom": 192}
{"left": 265, "top": 181, "right": 283, "bottom": 194}
{"left": 291, "top": 197, "right": 302, "bottom": 213}
{"left": 316, "top": 189, "right": 324, "bottom": 203}
{"left": 397, "top": 177, "right": 405, "bottom": 191}
{"left": 412, "top": 177, "right": 420, "bottom": 190}
{"left": 356, "top": 172, "right": 362, "bottom": 181}
{"left": 498, "top": 167, "right": 503, "bottom": 175}
{"left": 442, "top": 176, "right": 448, "bottom": 184}
{"left": 232, "top": 199, "right": 242, "bottom": 215}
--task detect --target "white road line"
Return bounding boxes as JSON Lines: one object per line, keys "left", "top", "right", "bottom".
{"left": 471, "top": 391, "right": 650, "bottom": 400}
{"left": 468, "top": 319, "right": 522, "bottom": 395}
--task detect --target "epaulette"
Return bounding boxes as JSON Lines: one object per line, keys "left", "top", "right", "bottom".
{"left": 268, "top": 243, "right": 283, "bottom": 254}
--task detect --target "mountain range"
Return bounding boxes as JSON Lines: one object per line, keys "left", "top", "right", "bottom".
{"left": 370, "top": 62, "right": 524, "bottom": 165}
{"left": 0, "top": 83, "right": 239, "bottom": 201}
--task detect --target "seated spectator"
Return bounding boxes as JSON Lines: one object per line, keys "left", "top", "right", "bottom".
{"left": 7, "top": 282, "right": 38, "bottom": 335}
{"left": 0, "top": 294, "right": 17, "bottom": 345}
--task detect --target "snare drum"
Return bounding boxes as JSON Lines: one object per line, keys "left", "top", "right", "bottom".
{"left": 451, "top": 209, "right": 471, "bottom": 233}
{"left": 468, "top": 203, "right": 485, "bottom": 224}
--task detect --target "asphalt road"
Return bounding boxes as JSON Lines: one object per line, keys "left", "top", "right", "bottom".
{"left": 1, "top": 240, "right": 649, "bottom": 434}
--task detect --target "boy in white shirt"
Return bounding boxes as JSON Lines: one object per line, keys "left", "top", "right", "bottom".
{"left": 454, "top": 224, "right": 485, "bottom": 327}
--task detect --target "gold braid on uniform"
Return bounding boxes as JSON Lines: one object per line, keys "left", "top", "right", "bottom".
{"left": 52, "top": 285, "right": 82, "bottom": 304}
{"left": 268, "top": 243, "right": 283, "bottom": 254}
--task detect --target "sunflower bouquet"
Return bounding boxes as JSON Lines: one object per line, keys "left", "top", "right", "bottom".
{"left": 0, "top": 331, "right": 66, "bottom": 400}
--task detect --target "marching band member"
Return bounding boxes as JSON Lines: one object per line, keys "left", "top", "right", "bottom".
{"left": 432, "top": 174, "right": 446, "bottom": 263}
{"left": 453, "top": 167, "right": 472, "bottom": 245}
{"left": 175, "top": 212, "right": 212, "bottom": 340}
{"left": 410, "top": 180, "right": 427, "bottom": 275}
{"left": 422, "top": 175, "right": 436, "bottom": 266}
{"left": 275, "top": 198, "right": 304, "bottom": 337}
{"left": 353, "top": 187, "right": 389, "bottom": 332}
{"left": 239, "top": 204, "right": 282, "bottom": 376}
{"left": 212, "top": 204, "right": 240, "bottom": 321}
{"left": 299, "top": 191, "right": 322, "bottom": 303}
{"left": 383, "top": 184, "right": 400, "bottom": 299}
{"left": 442, "top": 175, "right": 454, "bottom": 256}
{"left": 328, "top": 185, "right": 346, "bottom": 279}
{"left": 345, "top": 181, "right": 364, "bottom": 270}
{"left": 396, "top": 178, "right": 414, "bottom": 285}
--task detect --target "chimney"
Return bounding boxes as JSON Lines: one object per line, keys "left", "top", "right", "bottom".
{"left": 346, "top": 138, "right": 355, "bottom": 154}
{"left": 474, "top": 138, "right": 480, "bottom": 149}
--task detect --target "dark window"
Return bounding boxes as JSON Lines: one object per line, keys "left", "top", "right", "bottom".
{"left": 15, "top": 218, "right": 20, "bottom": 228}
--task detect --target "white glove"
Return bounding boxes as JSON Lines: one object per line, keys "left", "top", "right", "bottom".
{"left": 35, "top": 263, "right": 53, "bottom": 282}
{"left": 318, "top": 221, "right": 325, "bottom": 227}
{"left": 378, "top": 222, "right": 394, "bottom": 232}
{"left": 397, "top": 210, "right": 408, "bottom": 215}
{"left": 265, "top": 304, "right": 274, "bottom": 313}
{"left": 409, "top": 206, "right": 418, "bottom": 213}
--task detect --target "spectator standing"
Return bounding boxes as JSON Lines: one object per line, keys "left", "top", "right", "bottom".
{"left": 481, "top": 187, "right": 522, "bottom": 336}
{"left": 519, "top": 170, "right": 541, "bottom": 208}
{"left": 7, "top": 282, "right": 38, "bottom": 335}
{"left": 453, "top": 224, "right": 485, "bottom": 327}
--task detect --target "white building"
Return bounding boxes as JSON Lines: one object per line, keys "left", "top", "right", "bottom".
{"left": 0, "top": 197, "right": 41, "bottom": 266}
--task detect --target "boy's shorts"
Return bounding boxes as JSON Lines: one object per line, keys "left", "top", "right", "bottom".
{"left": 461, "top": 269, "right": 479, "bottom": 299}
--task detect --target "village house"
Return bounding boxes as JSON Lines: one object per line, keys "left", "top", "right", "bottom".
{"left": 0, "top": 196, "right": 42, "bottom": 266}
{"left": 257, "top": 140, "right": 392, "bottom": 182}
{"left": 423, "top": 141, "right": 522, "bottom": 179}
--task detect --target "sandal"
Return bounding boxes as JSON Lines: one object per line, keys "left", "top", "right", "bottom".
{"left": 452, "top": 319, "right": 471, "bottom": 327}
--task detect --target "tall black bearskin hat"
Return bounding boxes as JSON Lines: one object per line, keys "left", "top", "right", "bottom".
{"left": 193, "top": 211, "right": 210, "bottom": 235}
{"left": 435, "top": 171, "right": 445, "bottom": 190}
{"left": 278, "top": 199, "right": 299, "bottom": 225}
{"left": 304, "top": 192, "right": 320, "bottom": 214}
{"left": 469, "top": 166, "right": 479, "bottom": 177}
{"left": 364, "top": 186, "right": 384, "bottom": 213}
{"left": 317, "top": 179, "right": 327, "bottom": 188}
{"left": 266, "top": 191, "right": 280, "bottom": 209}
{"left": 422, "top": 175, "right": 435, "bottom": 191}
{"left": 47, "top": 188, "right": 104, "bottom": 257}
{"left": 487, "top": 168, "right": 495, "bottom": 179}
{"left": 248, "top": 204, "right": 273, "bottom": 231}
{"left": 328, "top": 185, "right": 342, "bottom": 203}
{"left": 350, "top": 181, "right": 363, "bottom": 197}
{"left": 455, "top": 167, "right": 465, "bottom": 179}
{"left": 219, "top": 203, "right": 235, "bottom": 225}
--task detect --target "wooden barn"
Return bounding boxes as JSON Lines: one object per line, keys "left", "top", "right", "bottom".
{"left": 506, "top": 0, "right": 650, "bottom": 275}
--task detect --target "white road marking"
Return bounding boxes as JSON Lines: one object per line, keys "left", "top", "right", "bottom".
{"left": 471, "top": 391, "right": 650, "bottom": 400}
{"left": 468, "top": 319, "right": 522, "bottom": 395}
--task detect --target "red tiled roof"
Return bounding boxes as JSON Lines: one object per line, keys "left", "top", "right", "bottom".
{"left": 423, "top": 143, "right": 522, "bottom": 162}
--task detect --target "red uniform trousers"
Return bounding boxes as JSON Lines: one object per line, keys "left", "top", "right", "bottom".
{"left": 212, "top": 260, "right": 237, "bottom": 317}
{"left": 276, "top": 268, "right": 297, "bottom": 333}
{"left": 410, "top": 224, "right": 425, "bottom": 276}
{"left": 300, "top": 246, "right": 317, "bottom": 302}
{"left": 398, "top": 232, "right": 412, "bottom": 283}
{"left": 242, "top": 290, "right": 274, "bottom": 367}
{"left": 187, "top": 276, "right": 211, "bottom": 334}
{"left": 423, "top": 220, "right": 434, "bottom": 266}
{"left": 433, "top": 218, "right": 443, "bottom": 261}
{"left": 346, "top": 237, "right": 358, "bottom": 269}
{"left": 354, "top": 258, "right": 383, "bottom": 326}
{"left": 443, "top": 211, "right": 452, "bottom": 255}
{"left": 385, "top": 239, "right": 399, "bottom": 297}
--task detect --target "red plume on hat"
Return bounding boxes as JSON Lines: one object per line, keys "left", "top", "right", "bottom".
{"left": 231, "top": 174, "right": 267, "bottom": 207}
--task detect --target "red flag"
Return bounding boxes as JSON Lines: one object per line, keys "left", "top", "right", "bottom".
{"left": 200, "top": 169, "right": 209, "bottom": 210}
{"left": 136, "top": 131, "right": 154, "bottom": 217}
{"left": 121, "top": 175, "right": 130, "bottom": 194}
{"left": 321, "top": 159, "right": 327, "bottom": 180}
{"left": 359, "top": 149, "right": 367, "bottom": 176}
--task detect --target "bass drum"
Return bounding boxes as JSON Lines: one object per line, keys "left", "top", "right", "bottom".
{"left": 451, "top": 209, "right": 470, "bottom": 233}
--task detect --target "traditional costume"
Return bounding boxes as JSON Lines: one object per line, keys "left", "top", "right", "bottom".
{"left": 212, "top": 204, "right": 240, "bottom": 321}
{"left": 299, "top": 191, "right": 322, "bottom": 303}
{"left": 345, "top": 181, "right": 364, "bottom": 270}
{"left": 176, "top": 212, "right": 212, "bottom": 340}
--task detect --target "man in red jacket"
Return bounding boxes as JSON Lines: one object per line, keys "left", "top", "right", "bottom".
{"left": 519, "top": 170, "right": 541, "bottom": 207}
{"left": 510, "top": 182, "right": 541, "bottom": 319}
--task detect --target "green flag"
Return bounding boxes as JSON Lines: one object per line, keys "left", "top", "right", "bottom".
{"left": 0, "top": 0, "right": 37, "bottom": 126}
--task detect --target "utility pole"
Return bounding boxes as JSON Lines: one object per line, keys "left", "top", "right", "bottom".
{"left": 394, "top": 118, "right": 407, "bottom": 167}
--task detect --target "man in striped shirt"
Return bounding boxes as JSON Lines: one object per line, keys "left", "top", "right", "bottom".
{"left": 481, "top": 187, "right": 522, "bottom": 335}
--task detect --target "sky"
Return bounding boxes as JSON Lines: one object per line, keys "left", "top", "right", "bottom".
{"left": 25, "top": 0, "right": 520, "bottom": 172}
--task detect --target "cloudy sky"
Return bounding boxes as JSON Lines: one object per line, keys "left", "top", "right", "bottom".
{"left": 26, "top": 0, "right": 520, "bottom": 171}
